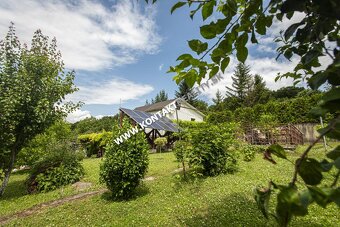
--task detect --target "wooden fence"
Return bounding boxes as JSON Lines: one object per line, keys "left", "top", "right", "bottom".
{"left": 244, "top": 124, "right": 304, "bottom": 146}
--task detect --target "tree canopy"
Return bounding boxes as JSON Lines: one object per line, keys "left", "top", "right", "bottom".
{"left": 0, "top": 24, "right": 79, "bottom": 196}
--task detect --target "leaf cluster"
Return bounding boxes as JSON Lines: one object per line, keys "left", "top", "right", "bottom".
{"left": 99, "top": 120, "right": 149, "bottom": 200}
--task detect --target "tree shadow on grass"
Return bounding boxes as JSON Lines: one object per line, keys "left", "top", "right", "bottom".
{"left": 1, "top": 178, "right": 28, "bottom": 200}
{"left": 101, "top": 184, "right": 149, "bottom": 202}
{"left": 181, "top": 193, "right": 324, "bottom": 227}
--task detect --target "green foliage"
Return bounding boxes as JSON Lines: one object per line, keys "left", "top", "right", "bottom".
{"left": 189, "top": 123, "right": 237, "bottom": 176}
{"left": 0, "top": 23, "right": 79, "bottom": 196}
{"left": 206, "top": 110, "right": 233, "bottom": 124}
{"left": 71, "top": 116, "right": 118, "bottom": 134}
{"left": 78, "top": 131, "right": 113, "bottom": 157}
{"left": 17, "top": 121, "right": 74, "bottom": 166}
{"left": 26, "top": 146, "right": 84, "bottom": 193}
{"left": 226, "top": 63, "right": 253, "bottom": 102}
{"left": 151, "top": 89, "right": 168, "bottom": 104}
{"left": 154, "top": 137, "right": 167, "bottom": 152}
{"left": 99, "top": 120, "right": 149, "bottom": 200}
{"left": 240, "top": 144, "right": 258, "bottom": 162}
{"left": 272, "top": 86, "right": 305, "bottom": 99}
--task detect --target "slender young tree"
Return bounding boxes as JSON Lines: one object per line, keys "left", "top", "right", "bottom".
{"left": 0, "top": 24, "right": 79, "bottom": 196}
{"left": 226, "top": 63, "right": 252, "bottom": 104}
{"left": 211, "top": 89, "right": 224, "bottom": 111}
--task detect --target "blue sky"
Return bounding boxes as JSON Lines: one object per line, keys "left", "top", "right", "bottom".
{"left": 0, "top": 0, "right": 329, "bottom": 122}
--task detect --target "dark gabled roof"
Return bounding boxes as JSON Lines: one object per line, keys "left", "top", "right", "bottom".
{"left": 135, "top": 99, "right": 175, "bottom": 112}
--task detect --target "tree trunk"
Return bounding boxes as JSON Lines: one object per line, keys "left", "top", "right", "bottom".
{"left": 0, "top": 149, "right": 17, "bottom": 197}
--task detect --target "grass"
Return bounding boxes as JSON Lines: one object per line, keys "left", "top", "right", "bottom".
{"left": 1, "top": 143, "right": 339, "bottom": 226}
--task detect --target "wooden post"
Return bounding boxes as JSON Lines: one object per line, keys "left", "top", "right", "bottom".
{"left": 320, "top": 117, "right": 327, "bottom": 151}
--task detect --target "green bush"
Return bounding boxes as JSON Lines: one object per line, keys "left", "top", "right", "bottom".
{"left": 206, "top": 110, "right": 234, "bottom": 124}
{"left": 26, "top": 145, "right": 84, "bottom": 193}
{"left": 78, "top": 131, "right": 112, "bottom": 157}
{"left": 154, "top": 137, "right": 167, "bottom": 152}
{"left": 240, "top": 144, "right": 257, "bottom": 162}
{"left": 100, "top": 120, "right": 149, "bottom": 200}
{"left": 17, "top": 121, "right": 75, "bottom": 166}
{"left": 189, "top": 123, "right": 237, "bottom": 176}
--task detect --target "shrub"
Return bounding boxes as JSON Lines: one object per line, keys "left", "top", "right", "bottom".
{"left": 154, "top": 137, "right": 167, "bottom": 152}
{"left": 189, "top": 123, "right": 237, "bottom": 176}
{"left": 17, "top": 121, "right": 75, "bottom": 166}
{"left": 78, "top": 131, "right": 113, "bottom": 157}
{"left": 26, "top": 144, "right": 84, "bottom": 193}
{"left": 206, "top": 110, "right": 234, "bottom": 124}
{"left": 100, "top": 120, "right": 149, "bottom": 200}
{"left": 240, "top": 144, "right": 257, "bottom": 162}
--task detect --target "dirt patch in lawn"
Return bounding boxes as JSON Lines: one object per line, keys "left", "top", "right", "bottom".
{"left": 0, "top": 189, "right": 107, "bottom": 225}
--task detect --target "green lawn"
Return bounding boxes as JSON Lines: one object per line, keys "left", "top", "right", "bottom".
{"left": 1, "top": 143, "right": 339, "bottom": 226}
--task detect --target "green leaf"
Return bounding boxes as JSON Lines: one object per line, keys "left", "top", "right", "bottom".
{"left": 320, "top": 159, "right": 333, "bottom": 172}
{"left": 308, "top": 186, "right": 334, "bottom": 208}
{"left": 177, "top": 54, "right": 193, "bottom": 61}
{"left": 211, "top": 47, "right": 224, "bottom": 64}
{"left": 185, "top": 69, "right": 197, "bottom": 88}
{"left": 254, "top": 186, "right": 271, "bottom": 219}
{"left": 251, "top": 29, "right": 258, "bottom": 44}
{"left": 236, "top": 32, "right": 248, "bottom": 48}
{"left": 298, "top": 158, "right": 323, "bottom": 185}
{"left": 218, "top": 38, "right": 233, "bottom": 54}
{"left": 236, "top": 46, "right": 248, "bottom": 63}
{"left": 335, "top": 157, "right": 340, "bottom": 169}
{"left": 171, "top": 2, "right": 186, "bottom": 14}
{"left": 188, "top": 39, "right": 208, "bottom": 55}
{"left": 209, "top": 66, "right": 219, "bottom": 78}
{"left": 220, "top": 57, "right": 230, "bottom": 73}
{"left": 284, "top": 22, "right": 303, "bottom": 41}
{"left": 202, "top": 1, "right": 215, "bottom": 21}
{"left": 200, "top": 23, "right": 217, "bottom": 39}
{"left": 302, "top": 50, "right": 321, "bottom": 65}
{"left": 326, "top": 146, "right": 340, "bottom": 160}
{"left": 215, "top": 18, "right": 229, "bottom": 34}
{"left": 329, "top": 187, "right": 340, "bottom": 207}
{"left": 266, "top": 144, "right": 287, "bottom": 159}
{"left": 308, "top": 72, "right": 328, "bottom": 90}
{"left": 255, "top": 15, "right": 266, "bottom": 35}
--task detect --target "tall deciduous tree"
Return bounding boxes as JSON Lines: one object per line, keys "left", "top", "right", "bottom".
{"left": 0, "top": 24, "right": 79, "bottom": 196}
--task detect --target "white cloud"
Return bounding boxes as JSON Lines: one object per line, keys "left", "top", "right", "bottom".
{"left": 66, "top": 109, "right": 91, "bottom": 123}
{"left": 67, "top": 77, "right": 154, "bottom": 105}
{"left": 159, "top": 63, "right": 164, "bottom": 71}
{"left": 199, "top": 55, "right": 301, "bottom": 100}
{"left": 0, "top": 0, "right": 161, "bottom": 71}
